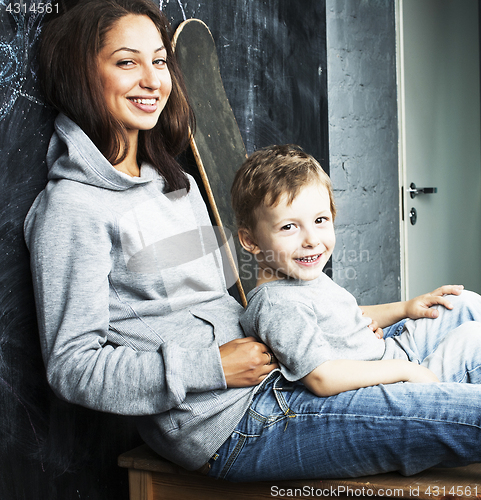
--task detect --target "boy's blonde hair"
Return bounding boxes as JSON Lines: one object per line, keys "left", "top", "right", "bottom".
{"left": 231, "top": 144, "right": 336, "bottom": 232}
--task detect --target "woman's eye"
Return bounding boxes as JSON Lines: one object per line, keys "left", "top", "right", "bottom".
{"left": 154, "top": 58, "right": 167, "bottom": 66}
{"left": 117, "top": 60, "right": 134, "bottom": 67}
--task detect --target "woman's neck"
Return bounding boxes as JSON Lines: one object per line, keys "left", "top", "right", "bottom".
{"left": 113, "top": 130, "right": 141, "bottom": 177}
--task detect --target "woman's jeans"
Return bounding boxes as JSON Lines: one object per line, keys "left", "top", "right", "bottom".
{"left": 208, "top": 291, "right": 481, "bottom": 482}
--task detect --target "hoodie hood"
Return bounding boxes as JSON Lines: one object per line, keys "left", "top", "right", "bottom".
{"left": 47, "top": 113, "right": 155, "bottom": 191}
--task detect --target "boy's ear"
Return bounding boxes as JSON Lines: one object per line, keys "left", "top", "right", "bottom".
{"left": 238, "top": 228, "right": 261, "bottom": 255}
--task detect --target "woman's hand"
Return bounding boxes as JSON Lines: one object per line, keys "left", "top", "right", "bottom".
{"left": 219, "top": 337, "right": 278, "bottom": 388}
{"left": 404, "top": 285, "right": 464, "bottom": 320}
{"left": 364, "top": 314, "right": 384, "bottom": 339}
{"left": 361, "top": 309, "right": 383, "bottom": 339}
{"left": 368, "top": 319, "right": 384, "bottom": 339}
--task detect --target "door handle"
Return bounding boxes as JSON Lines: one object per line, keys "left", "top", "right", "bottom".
{"left": 409, "top": 182, "right": 438, "bottom": 199}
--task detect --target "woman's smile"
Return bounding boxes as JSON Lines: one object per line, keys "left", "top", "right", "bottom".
{"left": 128, "top": 96, "right": 159, "bottom": 112}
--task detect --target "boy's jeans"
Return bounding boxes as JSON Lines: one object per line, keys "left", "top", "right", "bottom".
{"left": 208, "top": 291, "right": 481, "bottom": 481}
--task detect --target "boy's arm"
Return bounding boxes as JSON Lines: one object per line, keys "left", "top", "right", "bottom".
{"left": 302, "top": 359, "right": 439, "bottom": 397}
{"left": 360, "top": 284, "right": 464, "bottom": 328}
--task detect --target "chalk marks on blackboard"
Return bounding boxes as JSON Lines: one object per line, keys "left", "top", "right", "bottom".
{"left": 159, "top": 0, "right": 187, "bottom": 20}
{"left": 0, "top": 38, "right": 17, "bottom": 85}
{"left": 0, "top": 1, "right": 47, "bottom": 120}
{"left": 0, "top": 376, "right": 45, "bottom": 472}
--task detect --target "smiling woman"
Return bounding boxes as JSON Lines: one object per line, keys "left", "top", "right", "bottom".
{"left": 38, "top": 0, "right": 192, "bottom": 190}
{"left": 25, "top": 0, "right": 279, "bottom": 476}
{"left": 97, "top": 14, "right": 172, "bottom": 176}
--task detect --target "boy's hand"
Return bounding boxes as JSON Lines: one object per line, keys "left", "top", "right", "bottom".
{"left": 405, "top": 363, "right": 440, "bottom": 384}
{"left": 404, "top": 285, "right": 464, "bottom": 320}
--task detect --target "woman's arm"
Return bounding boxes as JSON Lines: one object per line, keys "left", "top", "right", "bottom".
{"left": 360, "top": 285, "right": 464, "bottom": 328}
{"left": 302, "top": 359, "right": 439, "bottom": 397}
{"left": 26, "top": 190, "right": 232, "bottom": 416}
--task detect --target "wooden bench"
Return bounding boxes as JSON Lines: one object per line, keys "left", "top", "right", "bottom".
{"left": 119, "top": 444, "right": 481, "bottom": 500}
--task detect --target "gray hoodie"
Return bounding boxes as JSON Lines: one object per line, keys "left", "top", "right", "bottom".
{"left": 24, "top": 114, "right": 255, "bottom": 469}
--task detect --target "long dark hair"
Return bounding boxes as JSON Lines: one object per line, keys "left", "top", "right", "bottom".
{"left": 39, "top": 0, "right": 194, "bottom": 192}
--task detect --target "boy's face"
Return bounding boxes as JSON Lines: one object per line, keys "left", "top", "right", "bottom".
{"left": 240, "top": 182, "right": 335, "bottom": 283}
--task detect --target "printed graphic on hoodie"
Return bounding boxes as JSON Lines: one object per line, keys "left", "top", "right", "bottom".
{"left": 119, "top": 188, "right": 239, "bottom": 310}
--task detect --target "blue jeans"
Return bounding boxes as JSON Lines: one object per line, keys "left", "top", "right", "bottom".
{"left": 208, "top": 291, "right": 481, "bottom": 481}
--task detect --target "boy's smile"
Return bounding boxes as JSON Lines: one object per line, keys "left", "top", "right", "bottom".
{"left": 239, "top": 181, "right": 336, "bottom": 284}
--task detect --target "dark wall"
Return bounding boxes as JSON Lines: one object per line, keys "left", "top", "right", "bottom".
{"left": 0, "top": 1, "right": 327, "bottom": 498}
{"left": 164, "top": 0, "right": 329, "bottom": 163}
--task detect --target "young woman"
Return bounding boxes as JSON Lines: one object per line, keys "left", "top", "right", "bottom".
{"left": 26, "top": 0, "right": 481, "bottom": 482}
{"left": 27, "top": 0, "right": 275, "bottom": 471}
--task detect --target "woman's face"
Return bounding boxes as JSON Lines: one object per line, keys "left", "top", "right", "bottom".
{"left": 97, "top": 14, "right": 172, "bottom": 134}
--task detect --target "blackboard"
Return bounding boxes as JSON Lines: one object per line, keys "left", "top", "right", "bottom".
{"left": 0, "top": 0, "right": 327, "bottom": 498}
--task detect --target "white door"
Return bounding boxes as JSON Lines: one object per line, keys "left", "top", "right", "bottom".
{"left": 398, "top": 0, "right": 481, "bottom": 299}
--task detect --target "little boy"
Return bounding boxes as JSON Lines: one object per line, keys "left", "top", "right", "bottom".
{"left": 231, "top": 144, "right": 481, "bottom": 397}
